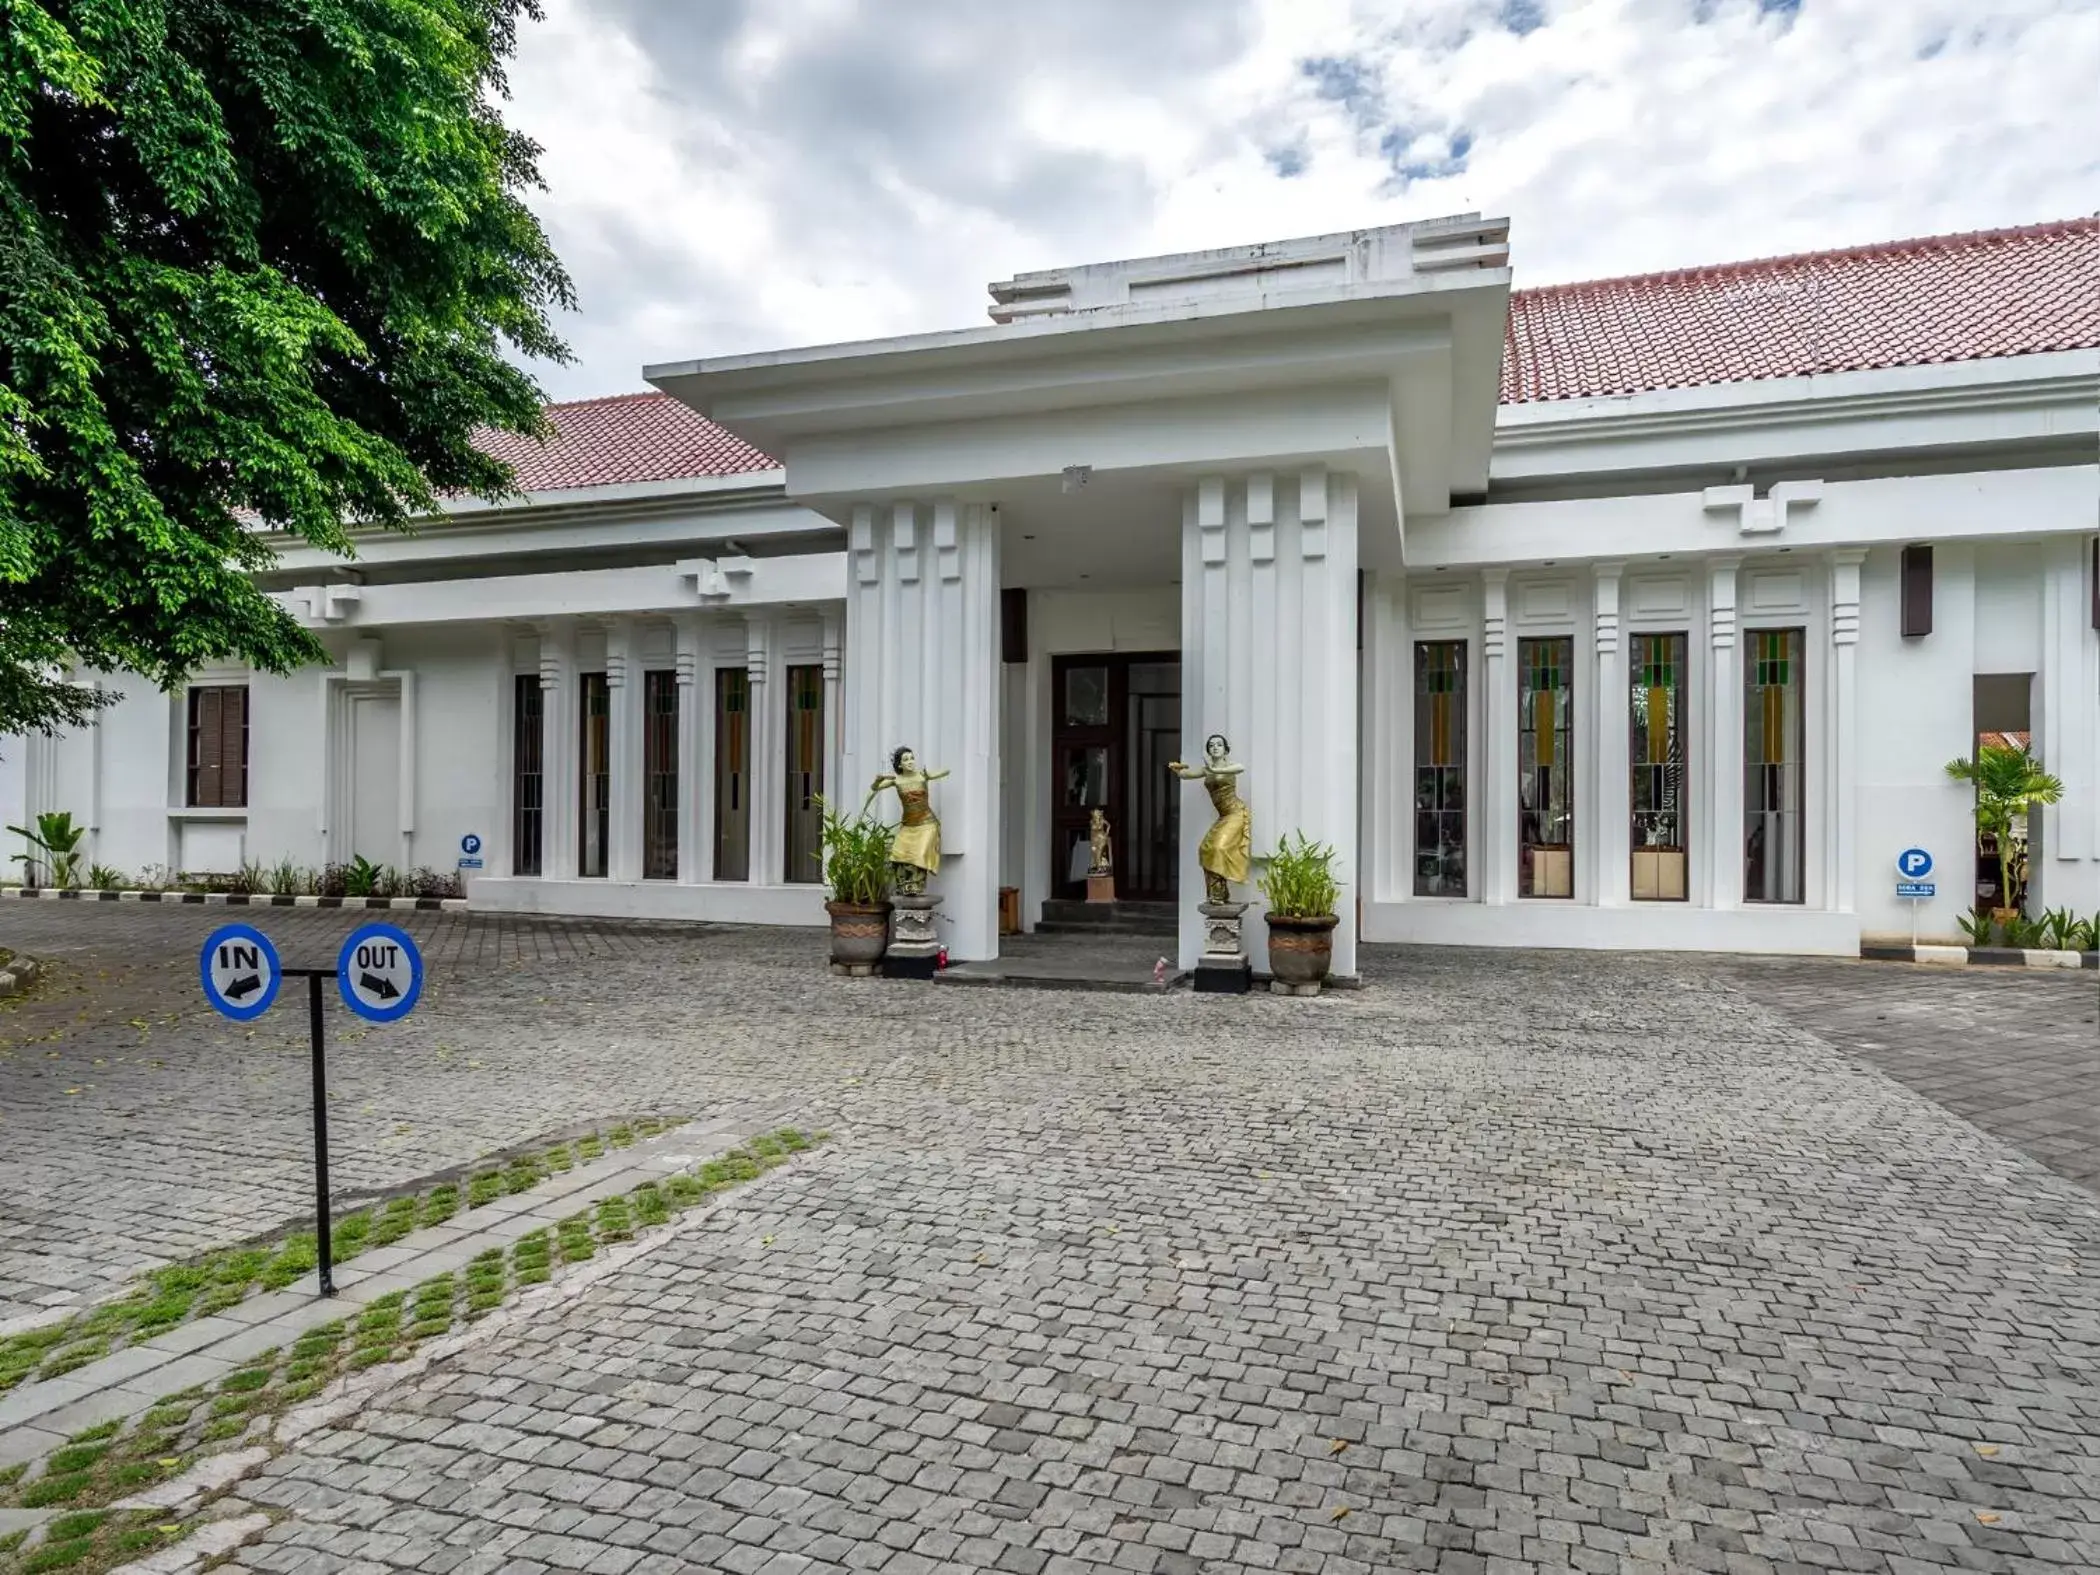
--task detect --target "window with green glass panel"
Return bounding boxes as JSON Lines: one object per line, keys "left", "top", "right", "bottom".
{"left": 1518, "top": 636, "right": 1573, "bottom": 898}
{"left": 1412, "top": 641, "right": 1467, "bottom": 896}
{"left": 1628, "top": 632, "right": 1688, "bottom": 901}
{"left": 577, "top": 672, "right": 610, "bottom": 878}
{"left": 782, "top": 665, "right": 825, "bottom": 883}
{"left": 714, "top": 668, "right": 750, "bottom": 882}
{"left": 1744, "top": 628, "right": 1805, "bottom": 904}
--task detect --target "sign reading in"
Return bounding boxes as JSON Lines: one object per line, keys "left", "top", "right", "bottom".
{"left": 200, "top": 923, "right": 282, "bottom": 1021}
{"left": 337, "top": 922, "right": 423, "bottom": 1023}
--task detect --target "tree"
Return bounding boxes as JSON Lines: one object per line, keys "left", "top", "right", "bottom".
{"left": 1944, "top": 742, "right": 2065, "bottom": 844}
{"left": 0, "top": 0, "right": 572, "bottom": 735}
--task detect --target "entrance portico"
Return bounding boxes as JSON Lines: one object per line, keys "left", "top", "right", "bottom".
{"left": 648, "top": 215, "right": 1515, "bottom": 972}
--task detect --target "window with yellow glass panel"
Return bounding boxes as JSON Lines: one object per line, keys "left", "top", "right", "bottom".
{"left": 1744, "top": 628, "right": 1805, "bottom": 904}
{"left": 1518, "top": 636, "right": 1573, "bottom": 898}
{"left": 578, "top": 672, "right": 610, "bottom": 878}
{"left": 1412, "top": 641, "right": 1467, "bottom": 896}
{"left": 714, "top": 668, "right": 750, "bottom": 882}
{"left": 1628, "top": 632, "right": 1687, "bottom": 901}
{"left": 783, "top": 664, "right": 825, "bottom": 883}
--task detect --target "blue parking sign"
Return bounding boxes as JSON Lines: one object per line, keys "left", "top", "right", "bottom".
{"left": 1896, "top": 847, "right": 1934, "bottom": 881}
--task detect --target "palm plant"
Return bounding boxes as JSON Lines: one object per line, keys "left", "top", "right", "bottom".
{"left": 8, "top": 810, "right": 88, "bottom": 889}
{"left": 1945, "top": 743, "right": 2062, "bottom": 913}
{"left": 815, "top": 794, "right": 894, "bottom": 905}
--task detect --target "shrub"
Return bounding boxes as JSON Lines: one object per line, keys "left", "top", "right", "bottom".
{"left": 816, "top": 794, "right": 894, "bottom": 905}
{"left": 1257, "top": 831, "right": 1342, "bottom": 919}
{"left": 9, "top": 810, "right": 87, "bottom": 888}
{"left": 86, "top": 863, "right": 124, "bottom": 891}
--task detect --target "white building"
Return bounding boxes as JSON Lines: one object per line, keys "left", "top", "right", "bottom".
{"left": 6, "top": 214, "right": 2096, "bottom": 972}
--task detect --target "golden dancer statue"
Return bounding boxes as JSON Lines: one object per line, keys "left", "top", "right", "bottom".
{"left": 867, "top": 746, "right": 949, "bottom": 897}
{"left": 1169, "top": 733, "right": 1250, "bottom": 904}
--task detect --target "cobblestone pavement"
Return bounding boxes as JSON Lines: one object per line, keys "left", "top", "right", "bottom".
{"left": 2, "top": 911, "right": 2090, "bottom": 1573}
{"left": 1722, "top": 956, "right": 2100, "bottom": 1193}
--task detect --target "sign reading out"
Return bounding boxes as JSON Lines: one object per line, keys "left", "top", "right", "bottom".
{"left": 337, "top": 922, "right": 424, "bottom": 1023}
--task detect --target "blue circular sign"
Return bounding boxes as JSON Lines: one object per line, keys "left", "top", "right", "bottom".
{"left": 460, "top": 833, "right": 482, "bottom": 856}
{"left": 337, "top": 922, "right": 424, "bottom": 1023}
{"left": 200, "top": 923, "right": 282, "bottom": 1022}
{"left": 1896, "top": 847, "right": 1934, "bottom": 880}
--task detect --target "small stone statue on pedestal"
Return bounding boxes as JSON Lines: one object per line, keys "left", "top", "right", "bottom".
{"left": 869, "top": 746, "right": 948, "bottom": 978}
{"left": 1169, "top": 733, "right": 1252, "bottom": 994}
{"left": 1086, "top": 808, "right": 1115, "bottom": 904}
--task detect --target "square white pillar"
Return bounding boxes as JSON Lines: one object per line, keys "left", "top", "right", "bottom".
{"left": 1178, "top": 470, "right": 1360, "bottom": 976}
{"left": 537, "top": 622, "right": 577, "bottom": 880}
{"left": 605, "top": 621, "right": 642, "bottom": 883}
{"left": 1481, "top": 569, "right": 1515, "bottom": 905}
{"left": 842, "top": 498, "right": 1001, "bottom": 960}
{"left": 1594, "top": 564, "right": 1629, "bottom": 907}
{"left": 1708, "top": 559, "right": 1743, "bottom": 910}
{"left": 674, "top": 618, "right": 702, "bottom": 884}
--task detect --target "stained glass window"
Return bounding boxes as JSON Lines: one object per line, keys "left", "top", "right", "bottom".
{"left": 1629, "top": 633, "right": 1687, "bottom": 901}
{"left": 1519, "top": 637, "right": 1573, "bottom": 898}
{"left": 511, "top": 674, "right": 542, "bottom": 877}
{"left": 642, "top": 671, "right": 678, "bottom": 880}
{"left": 783, "top": 665, "right": 824, "bottom": 883}
{"left": 714, "top": 668, "right": 750, "bottom": 882}
{"left": 1745, "top": 629, "right": 1805, "bottom": 903}
{"left": 578, "top": 672, "right": 610, "bottom": 878}
{"left": 1413, "top": 642, "right": 1467, "bottom": 896}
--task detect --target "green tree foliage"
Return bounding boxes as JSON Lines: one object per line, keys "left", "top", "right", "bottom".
{"left": 0, "top": 0, "right": 571, "bottom": 734}
{"left": 1944, "top": 742, "right": 2064, "bottom": 842}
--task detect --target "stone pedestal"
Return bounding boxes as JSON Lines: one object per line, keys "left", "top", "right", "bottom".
{"left": 884, "top": 894, "right": 942, "bottom": 979}
{"left": 1086, "top": 873, "right": 1115, "bottom": 904}
{"left": 1193, "top": 900, "right": 1251, "bottom": 994}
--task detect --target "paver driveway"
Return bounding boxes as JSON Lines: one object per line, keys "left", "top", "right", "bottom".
{"left": 1, "top": 910, "right": 2097, "bottom": 1572}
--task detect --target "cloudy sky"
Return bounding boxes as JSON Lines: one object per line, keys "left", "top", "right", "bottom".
{"left": 504, "top": 0, "right": 2100, "bottom": 401}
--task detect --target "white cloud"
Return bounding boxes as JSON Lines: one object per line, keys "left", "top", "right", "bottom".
{"left": 505, "top": 0, "right": 2100, "bottom": 399}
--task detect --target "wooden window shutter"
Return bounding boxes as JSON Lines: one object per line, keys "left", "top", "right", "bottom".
{"left": 190, "top": 689, "right": 221, "bottom": 807}
{"left": 224, "top": 687, "right": 249, "bottom": 807}
{"left": 1900, "top": 544, "right": 1932, "bottom": 639}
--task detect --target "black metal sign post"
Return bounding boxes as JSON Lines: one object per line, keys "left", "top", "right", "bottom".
{"left": 285, "top": 967, "right": 338, "bottom": 1296}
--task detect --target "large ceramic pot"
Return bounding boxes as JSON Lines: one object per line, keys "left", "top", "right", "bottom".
{"left": 826, "top": 900, "right": 892, "bottom": 971}
{"left": 1265, "top": 912, "right": 1339, "bottom": 992}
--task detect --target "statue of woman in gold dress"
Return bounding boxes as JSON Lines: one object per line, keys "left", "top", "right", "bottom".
{"left": 1169, "top": 733, "right": 1250, "bottom": 904}
{"left": 869, "top": 746, "right": 949, "bottom": 896}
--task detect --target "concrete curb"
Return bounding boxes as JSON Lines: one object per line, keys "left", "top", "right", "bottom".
{"left": 0, "top": 953, "right": 41, "bottom": 997}
{"left": 1860, "top": 943, "right": 2099, "bottom": 969}
{"left": 0, "top": 888, "right": 466, "bottom": 911}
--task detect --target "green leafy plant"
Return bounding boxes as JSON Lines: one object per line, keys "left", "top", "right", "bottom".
{"left": 7, "top": 810, "right": 87, "bottom": 889}
{"left": 2038, "top": 907, "right": 2082, "bottom": 952}
{"left": 1257, "top": 831, "right": 1342, "bottom": 919}
{"left": 265, "top": 858, "right": 308, "bottom": 897}
{"left": 1997, "top": 912, "right": 2044, "bottom": 949}
{"left": 86, "top": 864, "right": 123, "bottom": 892}
{"left": 342, "top": 854, "right": 384, "bottom": 898}
{"left": 1954, "top": 908, "right": 1993, "bottom": 945}
{"left": 1946, "top": 743, "right": 2063, "bottom": 915}
{"left": 815, "top": 794, "right": 895, "bottom": 906}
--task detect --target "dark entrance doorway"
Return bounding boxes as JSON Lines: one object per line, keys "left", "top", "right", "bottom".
{"left": 1050, "top": 654, "right": 1180, "bottom": 902}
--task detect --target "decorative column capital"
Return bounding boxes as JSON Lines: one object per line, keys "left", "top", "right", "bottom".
{"left": 1709, "top": 556, "right": 1741, "bottom": 650}
{"left": 892, "top": 501, "right": 918, "bottom": 584}
{"left": 933, "top": 500, "right": 961, "bottom": 583}
{"left": 1196, "top": 476, "right": 1226, "bottom": 565}
{"left": 1831, "top": 547, "right": 1867, "bottom": 646}
{"left": 850, "top": 504, "right": 879, "bottom": 586}
{"left": 1594, "top": 562, "right": 1623, "bottom": 656}
{"left": 1246, "top": 473, "right": 1274, "bottom": 565}
{"left": 1481, "top": 569, "right": 1508, "bottom": 659}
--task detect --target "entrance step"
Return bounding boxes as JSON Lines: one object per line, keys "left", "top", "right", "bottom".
{"left": 1036, "top": 899, "right": 1177, "bottom": 937}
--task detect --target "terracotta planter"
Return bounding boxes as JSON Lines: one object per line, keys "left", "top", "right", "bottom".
{"left": 1265, "top": 912, "right": 1339, "bottom": 992}
{"left": 825, "top": 900, "right": 891, "bottom": 971}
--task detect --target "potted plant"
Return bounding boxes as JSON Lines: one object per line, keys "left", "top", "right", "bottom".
{"left": 1945, "top": 743, "right": 2062, "bottom": 918}
{"left": 816, "top": 794, "right": 895, "bottom": 973}
{"left": 1259, "top": 831, "right": 1342, "bottom": 995}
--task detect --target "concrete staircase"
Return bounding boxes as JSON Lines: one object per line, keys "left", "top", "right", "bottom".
{"left": 1035, "top": 898, "right": 1178, "bottom": 937}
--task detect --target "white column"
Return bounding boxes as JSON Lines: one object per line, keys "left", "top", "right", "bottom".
{"left": 820, "top": 609, "right": 843, "bottom": 830}
{"left": 1481, "top": 569, "right": 1514, "bottom": 905}
{"left": 1708, "top": 559, "right": 1742, "bottom": 910}
{"left": 841, "top": 497, "right": 1001, "bottom": 959}
{"left": 1178, "top": 470, "right": 1359, "bottom": 974}
{"left": 1594, "top": 564, "right": 1628, "bottom": 907}
{"left": 743, "top": 613, "right": 774, "bottom": 884}
{"left": 1829, "top": 550, "right": 1864, "bottom": 914}
{"left": 604, "top": 621, "right": 641, "bottom": 882}
{"left": 538, "top": 621, "right": 577, "bottom": 880}
{"left": 674, "top": 617, "right": 702, "bottom": 884}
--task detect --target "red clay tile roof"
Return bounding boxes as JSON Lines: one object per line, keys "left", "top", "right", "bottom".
{"left": 474, "top": 390, "right": 776, "bottom": 492}
{"left": 1501, "top": 216, "right": 2100, "bottom": 404}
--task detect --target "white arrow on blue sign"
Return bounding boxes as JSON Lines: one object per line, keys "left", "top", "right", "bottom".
{"left": 1896, "top": 847, "right": 1934, "bottom": 880}
{"left": 200, "top": 922, "right": 282, "bottom": 1021}
{"left": 337, "top": 922, "right": 424, "bottom": 1023}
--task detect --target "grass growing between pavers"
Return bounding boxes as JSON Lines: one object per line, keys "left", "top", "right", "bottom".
{"left": 0, "top": 1117, "right": 684, "bottom": 1395}
{"left": 0, "top": 1129, "right": 824, "bottom": 1575}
